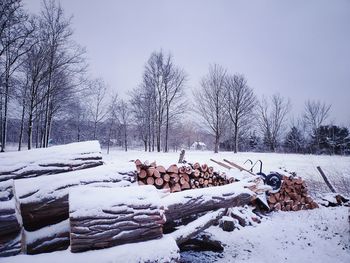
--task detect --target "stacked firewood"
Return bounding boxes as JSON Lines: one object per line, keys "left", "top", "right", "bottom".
{"left": 135, "top": 160, "right": 234, "bottom": 193}
{"left": 268, "top": 175, "right": 319, "bottom": 211}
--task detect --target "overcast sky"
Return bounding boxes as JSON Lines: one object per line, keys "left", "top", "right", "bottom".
{"left": 24, "top": 0, "right": 350, "bottom": 125}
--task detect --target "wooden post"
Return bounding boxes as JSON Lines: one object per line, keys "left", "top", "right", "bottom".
{"left": 316, "top": 166, "right": 336, "bottom": 193}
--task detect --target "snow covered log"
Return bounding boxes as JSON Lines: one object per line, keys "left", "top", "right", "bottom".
{"left": 4, "top": 236, "right": 180, "bottom": 263}
{"left": 25, "top": 220, "right": 70, "bottom": 255}
{"left": 169, "top": 209, "right": 226, "bottom": 245}
{"left": 69, "top": 185, "right": 166, "bottom": 253}
{"left": 163, "top": 180, "right": 255, "bottom": 224}
{"left": 0, "top": 180, "right": 23, "bottom": 257}
{"left": 16, "top": 164, "right": 135, "bottom": 231}
{"left": 0, "top": 141, "right": 103, "bottom": 182}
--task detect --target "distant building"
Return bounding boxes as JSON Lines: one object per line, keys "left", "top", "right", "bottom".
{"left": 190, "top": 141, "right": 207, "bottom": 151}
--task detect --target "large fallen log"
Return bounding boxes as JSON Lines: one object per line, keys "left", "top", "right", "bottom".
{"left": 0, "top": 141, "right": 103, "bottom": 182}
{"left": 163, "top": 179, "right": 256, "bottom": 223}
{"left": 69, "top": 185, "right": 166, "bottom": 253}
{"left": 4, "top": 236, "right": 180, "bottom": 263}
{"left": 0, "top": 180, "right": 23, "bottom": 257}
{"left": 25, "top": 220, "right": 70, "bottom": 255}
{"left": 16, "top": 164, "right": 135, "bottom": 231}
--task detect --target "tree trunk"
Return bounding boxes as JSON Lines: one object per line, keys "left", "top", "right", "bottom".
{"left": 214, "top": 133, "right": 219, "bottom": 153}
{"left": 69, "top": 186, "right": 165, "bottom": 253}
{"left": 27, "top": 109, "right": 33, "bottom": 150}
{"left": 124, "top": 124, "right": 128, "bottom": 151}
{"left": 1, "top": 74, "right": 9, "bottom": 152}
{"left": 165, "top": 106, "right": 169, "bottom": 152}
{"left": 18, "top": 99, "right": 26, "bottom": 151}
{"left": 233, "top": 122, "right": 238, "bottom": 153}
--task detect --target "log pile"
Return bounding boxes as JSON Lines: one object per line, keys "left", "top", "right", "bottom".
{"left": 0, "top": 180, "right": 23, "bottom": 257}
{"left": 135, "top": 160, "right": 234, "bottom": 193}
{"left": 17, "top": 164, "right": 134, "bottom": 231}
{"left": 268, "top": 175, "right": 319, "bottom": 211}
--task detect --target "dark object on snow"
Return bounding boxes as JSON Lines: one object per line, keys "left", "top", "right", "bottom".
{"left": 264, "top": 173, "right": 282, "bottom": 192}
{"left": 0, "top": 180, "right": 23, "bottom": 257}
{"left": 221, "top": 218, "right": 234, "bottom": 232}
{"left": 179, "top": 234, "right": 224, "bottom": 252}
{"left": 320, "top": 193, "right": 349, "bottom": 207}
{"left": 178, "top": 149, "right": 186, "bottom": 164}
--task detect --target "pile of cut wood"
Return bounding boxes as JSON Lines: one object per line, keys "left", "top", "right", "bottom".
{"left": 135, "top": 160, "right": 234, "bottom": 193}
{"left": 267, "top": 175, "right": 319, "bottom": 211}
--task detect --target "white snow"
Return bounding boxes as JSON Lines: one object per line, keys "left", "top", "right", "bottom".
{"left": 201, "top": 206, "right": 350, "bottom": 263}
{"left": 69, "top": 185, "right": 164, "bottom": 218}
{"left": 3, "top": 236, "right": 179, "bottom": 263}
{"left": 25, "top": 220, "right": 69, "bottom": 245}
{"left": 0, "top": 141, "right": 102, "bottom": 176}
{"left": 15, "top": 163, "right": 134, "bottom": 204}
{"left": 2, "top": 148, "right": 350, "bottom": 262}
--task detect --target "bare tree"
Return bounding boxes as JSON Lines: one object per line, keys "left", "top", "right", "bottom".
{"left": 39, "top": 0, "right": 86, "bottom": 147}
{"left": 257, "top": 94, "right": 291, "bottom": 152}
{"left": 303, "top": 100, "right": 331, "bottom": 151}
{"left": 0, "top": 0, "right": 35, "bottom": 152}
{"left": 129, "top": 86, "right": 149, "bottom": 151}
{"left": 140, "top": 50, "right": 186, "bottom": 152}
{"left": 88, "top": 78, "right": 108, "bottom": 140}
{"left": 225, "top": 74, "right": 256, "bottom": 153}
{"left": 116, "top": 99, "right": 130, "bottom": 152}
{"left": 106, "top": 93, "right": 118, "bottom": 154}
{"left": 194, "top": 64, "right": 228, "bottom": 153}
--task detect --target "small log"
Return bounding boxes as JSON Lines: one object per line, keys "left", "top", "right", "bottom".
{"left": 181, "top": 182, "right": 190, "bottom": 190}
{"left": 155, "top": 177, "right": 164, "bottom": 187}
{"left": 147, "top": 167, "right": 155, "bottom": 176}
{"left": 167, "top": 164, "right": 179, "bottom": 174}
{"left": 138, "top": 169, "right": 147, "bottom": 179}
{"left": 171, "top": 183, "right": 181, "bottom": 193}
{"left": 153, "top": 169, "right": 161, "bottom": 178}
{"left": 163, "top": 173, "right": 170, "bottom": 182}
{"left": 156, "top": 166, "right": 166, "bottom": 174}
{"left": 201, "top": 164, "right": 208, "bottom": 172}
{"left": 178, "top": 166, "right": 186, "bottom": 174}
{"left": 70, "top": 186, "right": 165, "bottom": 253}
{"left": 146, "top": 177, "right": 155, "bottom": 185}
{"left": 193, "top": 169, "right": 200, "bottom": 177}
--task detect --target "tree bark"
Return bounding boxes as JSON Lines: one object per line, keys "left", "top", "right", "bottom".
{"left": 0, "top": 180, "right": 23, "bottom": 257}
{"left": 26, "top": 220, "right": 70, "bottom": 254}
{"left": 69, "top": 186, "right": 165, "bottom": 253}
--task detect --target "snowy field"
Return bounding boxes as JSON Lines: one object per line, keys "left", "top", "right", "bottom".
{"left": 2, "top": 147, "right": 350, "bottom": 263}
{"left": 104, "top": 148, "right": 350, "bottom": 196}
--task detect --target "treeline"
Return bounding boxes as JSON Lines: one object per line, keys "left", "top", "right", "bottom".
{"left": 1, "top": 0, "right": 349, "bottom": 155}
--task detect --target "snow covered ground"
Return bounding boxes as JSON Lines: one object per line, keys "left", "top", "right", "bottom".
{"left": 1, "top": 147, "right": 350, "bottom": 262}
